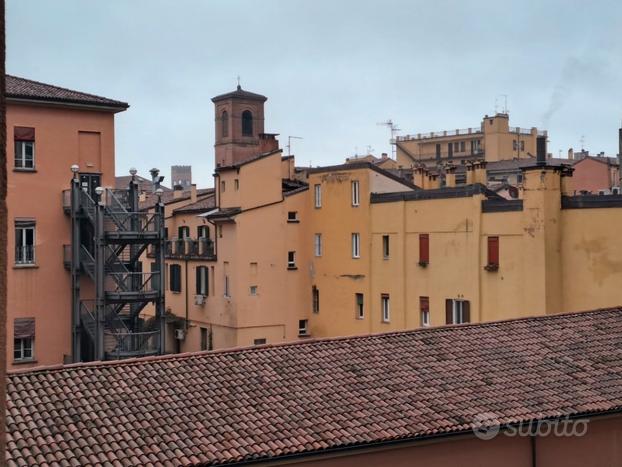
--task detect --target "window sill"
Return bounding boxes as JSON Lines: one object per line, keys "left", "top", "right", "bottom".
{"left": 381, "top": 320, "right": 390, "bottom": 324}
{"left": 418, "top": 261, "right": 429, "bottom": 268}
{"left": 287, "top": 219, "right": 300, "bottom": 224}
{"left": 14, "top": 264, "right": 38, "bottom": 269}
{"left": 13, "top": 168, "right": 37, "bottom": 173}
{"left": 356, "top": 316, "right": 365, "bottom": 320}
{"left": 484, "top": 264, "right": 499, "bottom": 272}
{"left": 298, "top": 333, "right": 311, "bottom": 338}
{"left": 13, "top": 358, "right": 37, "bottom": 365}
{"left": 287, "top": 266, "right": 298, "bottom": 270}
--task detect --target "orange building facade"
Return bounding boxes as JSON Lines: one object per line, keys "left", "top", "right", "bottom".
{"left": 5, "top": 75, "right": 127, "bottom": 368}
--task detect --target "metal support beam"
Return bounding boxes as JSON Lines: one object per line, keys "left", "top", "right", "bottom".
{"left": 156, "top": 198, "right": 166, "bottom": 355}
{"left": 94, "top": 195, "right": 106, "bottom": 360}
{"left": 70, "top": 176, "right": 81, "bottom": 362}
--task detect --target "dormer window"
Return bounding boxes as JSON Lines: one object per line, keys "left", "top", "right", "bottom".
{"left": 221, "top": 111, "right": 228, "bottom": 137}
{"left": 242, "top": 110, "right": 253, "bottom": 136}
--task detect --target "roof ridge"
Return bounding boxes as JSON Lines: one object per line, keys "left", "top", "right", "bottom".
{"left": 8, "top": 306, "right": 619, "bottom": 378}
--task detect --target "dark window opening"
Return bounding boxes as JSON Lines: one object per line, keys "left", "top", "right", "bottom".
{"left": 242, "top": 110, "right": 253, "bottom": 136}
{"left": 170, "top": 264, "right": 182, "bottom": 292}
{"left": 419, "top": 233, "right": 429, "bottom": 266}
{"left": 312, "top": 286, "right": 319, "bottom": 313}
{"left": 221, "top": 111, "right": 228, "bottom": 137}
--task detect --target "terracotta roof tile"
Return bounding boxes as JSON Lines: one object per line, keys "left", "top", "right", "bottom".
{"left": 7, "top": 308, "right": 622, "bottom": 465}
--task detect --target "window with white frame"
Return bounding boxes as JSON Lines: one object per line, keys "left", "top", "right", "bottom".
{"left": 420, "top": 296, "right": 430, "bottom": 327}
{"left": 352, "top": 233, "right": 360, "bottom": 258}
{"left": 355, "top": 293, "right": 364, "bottom": 319}
{"left": 446, "top": 299, "right": 470, "bottom": 324}
{"left": 13, "top": 318, "right": 35, "bottom": 361}
{"left": 287, "top": 211, "right": 299, "bottom": 222}
{"left": 224, "top": 275, "right": 230, "bottom": 298}
{"left": 314, "top": 233, "right": 322, "bottom": 257}
{"left": 382, "top": 235, "right": 390, "bottom": 259}
{"left": 15, "top": 221, "right": 35, "bottom": 265}
{"left": 314, "top": 184, "right": 322, "bottom": 208}
{"left": 287, "top": 251, "right": 297, "bottom": 269}
{"left": 14, "top": 127, "right": 35, "bottom": 170}
{"left": 381, "top": 294, "right": 390, "bottom": 322}
{"left": 298, "top": 319, "right": 309, "bottom": 336}
{"left": 351, "top": 180, "right": 360, "bottom": 206}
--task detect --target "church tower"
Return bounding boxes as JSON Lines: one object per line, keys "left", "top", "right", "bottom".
{"left": 212, "top": 85, "right": 269, "bottom": 168}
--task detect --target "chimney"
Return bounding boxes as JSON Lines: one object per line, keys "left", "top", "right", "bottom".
{"left": 190, "top": 184, "right": 197, "bottom": 202}
{"left": 173, "top": 184, "right": 184, "bottom": 199}
{"left": 536, "top": 136, "right": 547, "bottom": 165}
{"left": 426, "top": 174, "right": 440, "bottom": 190}
{"left": 473, "top": 160, "right": 487, "bottom": 185}
{"left": 568, "top": 148, "right": 574, "bottom": 160}
{"left": 445, "top": 165, "right": 456, "bottom": 188}
{"left": 466, "top": 162, "right": 475, "bottom": 185}
{"left": 381, "top": 152, "right": 388, "bottom": 160}
{"left": 413, "top": 166, "right": 428, "bottom": 188}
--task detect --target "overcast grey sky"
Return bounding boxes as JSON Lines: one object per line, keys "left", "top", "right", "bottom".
{"left": 8, "top": 0, "right": 622, "bottom": 186}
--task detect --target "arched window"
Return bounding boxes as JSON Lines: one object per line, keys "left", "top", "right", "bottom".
{"left": 221, "top": 111, "right": 228, "bottom": 137}
{"left": 242, "top": 110, "right": 253, "bottom": 136}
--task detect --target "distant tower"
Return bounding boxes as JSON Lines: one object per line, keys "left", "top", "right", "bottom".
{"left": 171, "top": 165, "right": 192, "bottom": 189}
{"left": 212, "top": 84, "right": 268, "bottom": 167}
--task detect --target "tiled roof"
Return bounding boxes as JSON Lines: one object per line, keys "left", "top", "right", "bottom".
{"left": 173, "top": 192, "right": 216, "bottom": 214}
{"left": 115, "top": 175, "right": 171, "bottom": 193}
{"left": 139, "top": 188, "right": 212, "bottom": 211}
{"left": 211, "top": 84, "right": 267, "bottom": 102}
{"left": 487, "top": 157, "right": 569, "bottom": 172}
{"left": 6, "top": 75, "right": 129, "bottom": 110}
{"left": 7, "top": 308, "right": 622, "bottom": 466}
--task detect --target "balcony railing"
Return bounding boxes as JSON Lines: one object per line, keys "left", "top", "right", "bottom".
{"left": 15, "top": 245, "right": 35, "bottom": 265}
{"left": 103, "top": 212, "right": 160, "bottom": 235}
{"left": 107, "top": 272, "right": 158, "bottom": 294}
{"left": 104, "top": 330, "right": 160, "bottom": 358}
{"left": 395, "top": 127, "right": 482, "bottom": 142}
{"left": 149, "top": 237, "right": 216, "bottom": 259}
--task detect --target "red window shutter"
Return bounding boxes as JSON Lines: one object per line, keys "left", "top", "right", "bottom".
{"left": 487, "top": 236, "right": 499, "bottom": 266}
{"left": 14, "top": 127, "right": 35, "bottom": 141}
{"left": 445, "top": 299, "right": 453, "bottom": 324}
{"left": 463, "top": 301, "right": 471, "bottom": 323}
{"left": 420, "top": 296, "right": 429, "bottom": 312}
{"left": 419, "top": 234, "right": 429, "bottom": 264}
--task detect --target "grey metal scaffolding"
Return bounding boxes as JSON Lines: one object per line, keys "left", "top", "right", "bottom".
{"left": 67, "top": 169, "right": 166, "bottom": 361}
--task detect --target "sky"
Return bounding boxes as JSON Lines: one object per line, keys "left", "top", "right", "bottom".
{"left": 7, "top": 0, "right": 622, "bottom": 186}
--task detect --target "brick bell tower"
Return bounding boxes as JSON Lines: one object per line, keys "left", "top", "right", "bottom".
{"left": 212, "top": 84, "right": 269, "bottom": 168}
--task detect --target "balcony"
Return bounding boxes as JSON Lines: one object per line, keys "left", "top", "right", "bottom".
{"left": 15, "top": 245, "right": 35, "bottom": 266}
{"left": 105, "top": 272, "right": 160, "bottom": 302}
{"left": 104, "top": 330, "right": 160, "bottom": 359}
{"left": 149, "top": 237, "right": 216, "bottom": 260}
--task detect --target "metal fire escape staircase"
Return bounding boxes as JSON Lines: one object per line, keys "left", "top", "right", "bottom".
{"left": 68, "top": 174, "right": 166, "bottom": 361}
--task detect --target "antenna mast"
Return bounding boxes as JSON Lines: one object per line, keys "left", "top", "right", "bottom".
{"left": 287, "top": 136, "right": 303, "bottom": 156}
{"left": 377, "top": 119, "right": 400, "bottom": 158}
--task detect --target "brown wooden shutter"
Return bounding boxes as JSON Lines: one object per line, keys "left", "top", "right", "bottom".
{"left": 463, "top": 301, "right": 471, "bottom": 323}
{"left": 488, "top": 236, "right": 499, "bottom": 266}
{"left": 420, "top": 296, "right": 429, "bottom": 312}
{"left": 445, "top": 299, "right": 453, "bottom": 324}
{"left": 14, "top": 318, "right": 35, "bottom": 338}
{"left": 14, "top": 127, "right": 35, "bottom": 141}
{"left": 419, "top": 234, "right": 429, "bottom": 263}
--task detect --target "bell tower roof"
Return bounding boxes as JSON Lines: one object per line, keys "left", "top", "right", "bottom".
{"left": 211, "top": 85, "right": 267, "bottom": 103}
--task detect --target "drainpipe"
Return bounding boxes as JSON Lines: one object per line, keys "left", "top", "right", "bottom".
{"left": 531, "top": 434, "right": 537, "bottom": 467}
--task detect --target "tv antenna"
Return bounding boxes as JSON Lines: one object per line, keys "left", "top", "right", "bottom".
{"left": 377, "top": 119, "right": 401, "bottom": 158}
{"left": 287, "top": 136, "right": 303, "bottom": 156}
{"left": 495, "top": 94, "right": 508, "bottom": 114}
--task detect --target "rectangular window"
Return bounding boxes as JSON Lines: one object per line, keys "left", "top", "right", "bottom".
{"left": 520, "top": 140, "right": 525, "bottom": 151}
{"left": 200, "top": 327, "right": 208, "bottom": 351}
{"left": 513, "top": 140, "right": 518, "bottom": 151}
{"left": 382, "top": 235, "right": 390, "bottom": 259}
{"left": 312, "top": 286, "right": 319, "bottom": 313}
{"left": 314, "top": 233, "right": 322, "bottom": 257}
{"left": 15, "top": 221, "right": 35, "bottom": 265}
{"left": 445, "top": 299, "right": 470, "bottom": 324}
{"left": 250, "top": 285, "right": 258, "bottom": 295}
{"left": 419, "top": 233, "right": 429, "bottom": 266}
{"left": 287, "top": 251, "right": 297, "bottom": 269}
{"left": 298, "top": 319, "right": 309, "bottom": 336}
{"left": 197, "top": 225, "right": 209, "bottom": 239}
{"left": 352, "top": 233, "right": 360, "bottom": 258}
{"left": 355, "top": 293, "right": 364, "bottom": 319}
{"left": 381, "top": 294, "right": 390, "bottom": 322}
{"left": 460, "top": 141, "right": 465, "bottom": 152}
{"left": 486, "top": 236, "right": 499, "bottom": 271}
{"left": 217, "top": 225, "right": 223, "bottom": 238}
{"left": 169, "top": 264, "right": 182, "bottom": 292}
{"left": 254, "top": 338, "right": 267, "bottom": 345}
{"left": 196, "top": 266, "right": 208, "bottom": 295}
{"left": 178, "top": 226, "right": 190, "bottom": 239}
{"left": 224, "top": 275, "right": 230, "bottom": 298}
{"left": 234, "top": 179, "right": 239, "bottom": 190}
{"left": 453, "top": 142, "right": 459, "bottom": 152}
{"left": 221, "top": 180, "right": 226, "bottom": 192}
{"left": 14, "top": 127, "right": 35, "bottom": 170}
{"left": 420, "top": 296, "right": 430, "bottom": 327}
{"left": 13, "top": 317, "right": 35, "bottom": 361}
{"left": 287, "top": 211, "right": 299, "bottom": 222}
{"left": 314, "top": 184, "right": 322, "bottom": 208}
{"left": 351, "top": 180, "right": 360, "bottom": 206}
{"left": 150, "top": 262, "right": 160, "bottom": 291}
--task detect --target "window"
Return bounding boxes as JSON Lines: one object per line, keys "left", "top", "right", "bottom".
{"left": 312, "top": 286, "right": 319, "bottom": 313}
{"left": 453, "top": 142, "right": 459, "bottom": 152}
{"left": 460, "top": 141, "right": 465, "bottom": 152}
{"left": 486, "top": 236, "right": 499, "bottom": 271}
{"left": 178, "top": 226, "right": 190, "bottom": 239}
{"left": 435, "top": 143, "right": 441, "bottom": 162}
{"left": 314, "top": 233, "right": 322, "bottom": 257}
{"left": 351, "top": 180, "right": 360, "bottom": 206}
{"left": 446, "top": 299, "right": 470, "bottom": 324}
{"left": 200, "top": 327, "right": 209, "bottom": 351}
{"left": 298, "top": 319, "right": 309, "bottom": 336}
{"left": 419, "top": 233, "right": 429, "bottom": 266}
{"left": 196, "top": 266, "right": 208, "bottom": 296}
{"left": 197, "top": 225, "right": 209, "bottom": 239}
{"left": 513, "top": 140, "right": 518, "bottom": 151}
{"left": 314, "top": 184, "right": 322, "bottom": 208}
{"left": 355, "top": 293, "right": 364, "bottom": 319}
{"left": 250, "top": 285, "right": 258, "bottom": 295}
{"left": 382, "top": 235, "right": 390, "bottom": 259}
{"left": 420, "top": 296, "right": 430, "bottom": 327}
{"left": 221, "top": 111, "right": 228, "bottom": 137}
{"left": 287, "top": 211, "right": 299, "bottom": 222}
{"left": 14, "top": 127, "right": 35, "bottom": 170}
{"left": 254, "top": 338, "right": 267, "bottom": 345}
{"left": 221, "top": 180, "right": 226, "bottom": 192}
{"left": 218, "top": 225, "right": 223, "bottom": 238}
{"left": 381, "top": 294, "right": 390, "bottom": 322}
{"left": 287, "top": 251, "right": 297, "bottom": 269}
{"left": 169, "top": 264, "right": 182, "bottom": 292}
{"left": 234, "top": 179, "right": 239, "bottom": 191}
{"left": 242, "top": 110, "right": 253, "bottom": 136}
{"left": 224, "top": 275, "right": 230, "bottom": 298}
{"left": 15, "top": 221, "right": 35, "bottom": 265}
{"left": 13, "top": 318, "right": 35, "bottom": 362}
{"left": 520, "top": 140, "right": 525, "bottom": 151}
{"left": 150, "top": 262, "right": 160, "bottom": 291}
{"left": 352, "top": 233, "right": 360, "bottom": 258}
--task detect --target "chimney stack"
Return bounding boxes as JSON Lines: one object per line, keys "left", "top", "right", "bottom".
{"left": 536, "top": 136, "right": 547, "bottom": 165}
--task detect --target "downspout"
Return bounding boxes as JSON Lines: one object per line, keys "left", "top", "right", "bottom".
{"left": 531, "top": 434, "right": 537, "bottom": 467}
